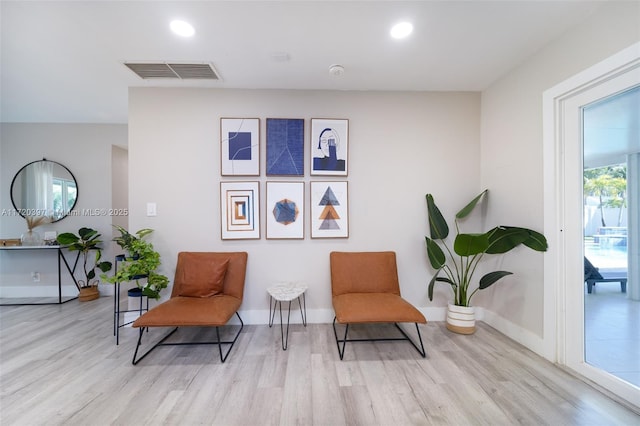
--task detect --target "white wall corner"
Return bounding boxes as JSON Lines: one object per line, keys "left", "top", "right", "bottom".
{"left": 481, "top": 308, "right": 549, "bottom": 360}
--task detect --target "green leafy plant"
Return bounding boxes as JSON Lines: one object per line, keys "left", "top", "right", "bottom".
{"left": 57, "top": 227, "right": 112, "bottom": 288}
{"left": 111, "top": 225, "right": 153, "bottom": 257}
{"left": 425, "top": 190, "right": 548, "bottom": 307}
{"left": 102, "top": 226, "right": 169, "bottom": 299}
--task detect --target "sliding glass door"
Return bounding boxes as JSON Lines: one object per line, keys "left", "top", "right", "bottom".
{"left": 583, "top": 86, "right": 639, "bottom": 388}
{"left": 544, "top": 44, "right": 640, "bottom": 407}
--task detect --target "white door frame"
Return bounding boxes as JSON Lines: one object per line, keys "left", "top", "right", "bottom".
{"left": 542, "top": 42, "right": 640, "bottom": 408}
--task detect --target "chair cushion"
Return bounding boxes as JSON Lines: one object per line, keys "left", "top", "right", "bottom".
{"left": 177, "top": 255, "right": 229, "bottom": 298}
{"left": 133, "top": 295, "right": 241, "bottom": 327}
{"left": 330, "top": 251, "right": 401, "bottom": 296}
{"left": 333, "top": 293, "right": 427, "bottom": 324}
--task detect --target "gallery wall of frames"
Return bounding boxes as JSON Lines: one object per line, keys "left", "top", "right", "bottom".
{"left": 219, "top": 117, "right": 350, "bottom": 241}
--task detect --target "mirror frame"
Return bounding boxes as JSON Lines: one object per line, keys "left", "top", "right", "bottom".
{"left": 10, "top": 159, "right": 79, "bottom": 223}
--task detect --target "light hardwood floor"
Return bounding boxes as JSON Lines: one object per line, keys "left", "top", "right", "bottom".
{"left": 1, "top": 297, "right": 639, "bottom": 425}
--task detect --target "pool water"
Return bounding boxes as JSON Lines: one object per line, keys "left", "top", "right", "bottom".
{"left": 584, "top": 243, "right": 627, "bottom": 272}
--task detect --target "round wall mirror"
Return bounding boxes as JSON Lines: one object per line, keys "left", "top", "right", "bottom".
{"left": 10, "top": 159, "right": 78, "bottom": 222}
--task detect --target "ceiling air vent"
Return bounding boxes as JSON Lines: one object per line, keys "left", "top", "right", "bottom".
{"left": 124, "top": 62, "right": 220, "bottom": 80}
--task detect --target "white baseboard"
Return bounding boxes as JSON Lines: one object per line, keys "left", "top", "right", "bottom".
{"left": 237, "top": 306, "right": 450, "bottom": 325}
{"left": 99, "top": 283, "right": 115, "bottom": 296}
{"left": 0, "top": 284, "right": 116, "bottom": 298}
{"left": 0, "top": 285, "right": 78, "bottom": 298}
{"left": 238, "top": 308, "right": 335, "bottom": 325}
{"left": 481, "top": 308, "right": 546, "bottom": 357}
{"left": 420, "top": 306, "right": 448, "bottom": 322}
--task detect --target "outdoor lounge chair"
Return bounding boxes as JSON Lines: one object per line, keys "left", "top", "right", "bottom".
{"left": 584, "top": 256, "right": 627, "bottom": 293}
{"left": 131, "top": 251, "right": 248, "bottom": 364}
{"left": 330, "top": 251, "right": 427, "bottom": 360}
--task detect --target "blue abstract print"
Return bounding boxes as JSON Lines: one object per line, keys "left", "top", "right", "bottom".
{"left": 228, "top": 132, "right": 252, "bottom": 160}
{"left": 266, "top": 118, "right": 304, "bottom": 175}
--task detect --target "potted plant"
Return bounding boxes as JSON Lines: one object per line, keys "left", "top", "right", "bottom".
{"left": 103, "top": 226, "right": 169, "bottom": 300}
{"left": 111, "top": 225, "right": 153, "bottom": 257}
{"left": 425, "top": 189, "right": 548, "bottom": 334}
{"left": 57, "top": 227, "right": 113, "bottom": 301}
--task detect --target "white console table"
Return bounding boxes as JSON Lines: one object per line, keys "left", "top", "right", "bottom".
{"left": 0, "top": 245, "right": 80, "bottom": 305}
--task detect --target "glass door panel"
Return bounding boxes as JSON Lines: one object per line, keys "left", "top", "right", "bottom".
{"left": 583, "top": 86, "right": 639, "bottom": 387}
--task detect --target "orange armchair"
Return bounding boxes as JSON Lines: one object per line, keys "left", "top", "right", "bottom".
{"left": 132, "top": 252, "right": 248, "bottom": 364}
{"left": 330, "top": 251, "right": 427, "bottom": 359}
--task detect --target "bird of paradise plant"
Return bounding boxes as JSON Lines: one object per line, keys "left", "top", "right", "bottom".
{"left": 425, "top": 189, "right": 548, "bottom": 307}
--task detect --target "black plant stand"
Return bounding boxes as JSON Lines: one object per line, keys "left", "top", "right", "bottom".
{"left": 113, "top": 254, "right": 149, "bottom": 345}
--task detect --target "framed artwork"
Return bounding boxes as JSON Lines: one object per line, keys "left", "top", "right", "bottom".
{"left": 266, "top": 181, "right": 304, "bottom": 239}
{"left": 310, "top": 181, "right": 348, "bottom": 238}
{"left": 220, "top": 181, "right": 260, "bottom": 240}
{"left": 220, "top": 118, "right": 260, "bottom": 176}
{"left": 310, "top": 118, "right": 348, "bottom": 176}
{"left": 266, "top": 118, "right": 304, "bottom": 176}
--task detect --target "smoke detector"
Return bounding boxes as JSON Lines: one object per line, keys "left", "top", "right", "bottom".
{"left": 329, "top": 64, "right": 345, "bottom": 76}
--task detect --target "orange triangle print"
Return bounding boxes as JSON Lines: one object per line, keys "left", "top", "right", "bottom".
{"left": 319, "top": 205, "right": 340, "bottom": 220}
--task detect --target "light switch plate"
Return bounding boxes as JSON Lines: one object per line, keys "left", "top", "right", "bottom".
{"left": 146, "top": 202, "right": 157, "bottom": 217}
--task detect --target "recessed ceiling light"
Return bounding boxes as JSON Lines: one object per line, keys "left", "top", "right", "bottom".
{"left": 170, "top": 20, "right": 195, "bottom": 37}
{"left": 390, "top": 22, "right": 413, "bottom": 39}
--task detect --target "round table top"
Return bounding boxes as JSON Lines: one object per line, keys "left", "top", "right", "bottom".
{"left": 267, "top": 282, "right": 307, "bottom": 301}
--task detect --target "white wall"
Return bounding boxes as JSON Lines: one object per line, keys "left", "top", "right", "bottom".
{"left": 0, "top": 123, "right": 127, "bottom": 296}
{"left": 128, "top": 88, "right": 480, "bottom": 322}
{"left": 110, "top": 145, "right": 129, "bottom": 249}
{"left": 478, "top": 0, "right": 640, "bottom": 347}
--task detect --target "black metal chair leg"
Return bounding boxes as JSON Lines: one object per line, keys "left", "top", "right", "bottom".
{"left": 132, "top": 326, "right": 178, "bottom": 365}
{"left": 217, "top": 312, "right": 244, "bottom": 362}
{"left": 332, "top": 317, "right": 349, "bottom": 360}
{"left": 131, "top": 312, "right": 245, "bottom": 365}
{"left": 394, "top": 323, "right": 426, "bottom": 357}
{"left": 332, "top": 319, "right": 426, "bottom": 360}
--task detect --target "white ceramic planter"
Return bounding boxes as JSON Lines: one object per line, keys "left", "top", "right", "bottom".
{"left": 446, "top": 304, "right": 476, "bottom": 334}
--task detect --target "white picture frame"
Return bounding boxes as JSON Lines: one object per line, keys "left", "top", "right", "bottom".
{"left": 220, "top": 118, "right": 260, "bottom": 176}
{"left": 266, "top": 181, "right": 305, "bottom": 239}
{"left": 220, "top": 181, "right": 260, "bottom": 240}
{"left": 310, "top": 181, "right": 348, "bottom": 238}
{"left": 310, "top": 118, "right": 348, "bottom": 176}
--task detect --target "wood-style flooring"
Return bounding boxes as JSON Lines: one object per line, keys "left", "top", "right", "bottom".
{"left": 1, "top": 297, "right": 638, "bottom": 425}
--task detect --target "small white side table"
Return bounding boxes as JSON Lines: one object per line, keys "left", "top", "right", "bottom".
{"left": 267, "top": 282, "right": 308, "bottom": 350}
